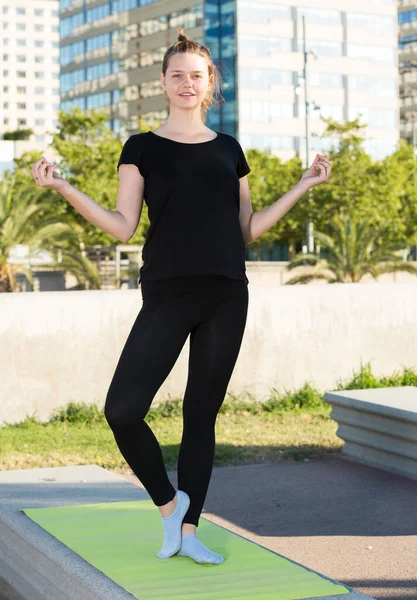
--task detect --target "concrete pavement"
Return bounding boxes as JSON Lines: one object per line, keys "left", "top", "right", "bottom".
{"left": 121, "top": 454, "right": 417, "bottom": 599}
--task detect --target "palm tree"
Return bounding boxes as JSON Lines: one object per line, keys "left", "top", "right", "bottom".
{"left": 285, "top": 213, "right": 417, "bottom": 284}
{"left": 0, "top": 171, "right": 100, "bottom": 292}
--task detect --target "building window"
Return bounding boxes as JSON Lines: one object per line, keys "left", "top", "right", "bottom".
{"left": 17, "top": 39, "right": 26, "bottom": 46}
{"left": 241, "top": 100, "right": 294, "bottom": 121}
{"left": 16, "top": 7, "right": 26, "bottom": 15}
{"left": 35, "top": 103, "right": 45, "bottom": 110}
{"left": 35, "top": 25, "right": 44, "bottom": 32}
{"left": 35, "top": 119, "right": 45, "bottom": 126}
{"left": 35, "top": 57, "right": 44, "bottom": 63}
{"left": 296, "top": 6, "right": 342, "bottom": 25}
{"left": 17, "top": 71, "right": 25, "bottom": 78}
{"left": 3, "top": 86, "right": 8, "bottom": 92}
{"left": 347, "top": 12, "right": 395, "bottom": 36}
{"left": 240, "top": 35, "right": 293, "bottom": 56}
{"left": 34, "top": 9, "right": 44, "bottom": 16}
{"left": 35, "top": 41, "right": 44, "bottom": 48}
{"left": 347, "top": 44, "right": 396, "bottom": 66}
{"left": 17, "top": 55, "right": 26, "bottom": 62}
{"left": 18, "top": 119, "right": 27, "bottom": 126}
{"left": 17, "top": 23, "right": 26, "bottom": 31}
{"left": 35, "top": 72, "right": 44, "bottom": 79}
{"left": 17, "top": 102, "right": 26, "bottom": 109}
{"left": 17, "top": 86, "right": 25, "bottom": 93}
{"left": 3, "top": 70, "right": 9, "bottom": 77}
{"left": 296, "top": 39, "right": 343, "bottom": 56}
{"left": 239, "top": 66, "right": 293, "bottom": 89}
{"left": 35, "top": 87, "right": 45, "bottom": 94}
{"left": 238, "top": 2, "right": 291, "bottom": 24}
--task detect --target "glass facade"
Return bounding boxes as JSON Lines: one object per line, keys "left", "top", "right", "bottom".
{"left": 238, "top": 2, "right": 292, "bottom": 23}
{"left": 347, "top": 12, "right": 395, "bottom": 36}
{"left": 347, "top": 44, "right": 396, "bottom": 66}
{"left": 60, "top": 1, "right": 203, "bottom": 133}
{"left": 348, "top": 106, "right": 398, "bottom": 129}
{"left": 240, "top": 35, "right": 292, "bottom": 56}
{"left": 296, "top": 6, "right": 342, "bottom": 25}
{"left": 58, "top": 0, "right": 398, "bottom": 156}
{"left": 239, "top": 67, "right": 293, "bottom": 89}
{"left": 399, "top": 9, "right": 417, "bottom": 24}
{"left": 349, "top": 75, "right": 397, "bottom": 97}
{"left": 240, "top": 133, "right": 296, "bottom": 152}
{"left": 204, "top": 0, "right": 237, "bottom": 135}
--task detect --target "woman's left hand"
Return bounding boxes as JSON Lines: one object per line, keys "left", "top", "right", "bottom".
{"left": 299, "top": 153, "right": 332, "bottom": 189}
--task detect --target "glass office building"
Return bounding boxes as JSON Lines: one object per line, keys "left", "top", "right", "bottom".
{"left": 398, "top": 0, "right": 417, "bottom": 146}
{"left": 59, "top": 0, "right": 399, "bottom": 161}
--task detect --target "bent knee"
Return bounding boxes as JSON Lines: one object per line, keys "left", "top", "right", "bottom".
{"left": 104, "top": 389, "right": 150, "bottom": 431}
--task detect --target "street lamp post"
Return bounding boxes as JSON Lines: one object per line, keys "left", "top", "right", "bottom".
{"left": 302, "top": 15, "right": 317, "bottom": 254}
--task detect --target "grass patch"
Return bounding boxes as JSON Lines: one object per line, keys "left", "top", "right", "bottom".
{"left": 1, "top": 361, "right": 415, "bottom": 474}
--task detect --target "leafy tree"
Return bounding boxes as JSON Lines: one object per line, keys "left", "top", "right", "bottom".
{"left": 284, "top": 212, "right": 417, "bottom": 284}
{"left": 245, "top": 149, "right": 304, "bottom": 259}
{"left": 0, "top": 171, "right": 86, "bottom": 292}
{"left": 310, "top": 117, "right": 417, "bottom": 248}
{"left": 11, "top": 109, "right": 153, "bottom": 249}
{"left": 3, "top": 128, "right": 33, "bottom": 140}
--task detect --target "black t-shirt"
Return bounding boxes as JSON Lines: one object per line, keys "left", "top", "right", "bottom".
{"left": 117, "top": 130, "right": 251, "bottom": 284}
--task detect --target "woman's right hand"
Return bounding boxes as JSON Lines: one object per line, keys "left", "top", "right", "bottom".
{"left": 31, "top": 156, "right": 69, "bottom": 192}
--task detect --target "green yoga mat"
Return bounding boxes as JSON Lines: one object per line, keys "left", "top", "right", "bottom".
{"left": 23, "top": 500, "right": 350, "bottom": 600}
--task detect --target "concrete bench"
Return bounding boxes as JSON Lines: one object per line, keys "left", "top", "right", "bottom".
{"left": 324, "top": 386, "right": 417, "bottom": 480}
{"left": 0, "top": 465, "right": 374, "bottom": 600}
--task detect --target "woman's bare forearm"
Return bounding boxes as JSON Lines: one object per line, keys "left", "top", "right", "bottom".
{"left": 58, "top": 181, "right": 130, "bottom": 242}
{"left": 248, "top": 182, "right": 310, "bottom": 243}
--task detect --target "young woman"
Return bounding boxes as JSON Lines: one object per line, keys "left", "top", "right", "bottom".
{"left": 31, "top": 30, "right": 331, "bottom": 566}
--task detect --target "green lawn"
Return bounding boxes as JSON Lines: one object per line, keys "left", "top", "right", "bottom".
{"left": 3, "top": 362, "right": 414, "bottom": 476}
{"left": 0, "top": 406, "right": 342, "bottom": 474}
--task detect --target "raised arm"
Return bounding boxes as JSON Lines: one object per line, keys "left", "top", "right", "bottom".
{"left": 31, "top": 157, "right": 144, "bottom": 243}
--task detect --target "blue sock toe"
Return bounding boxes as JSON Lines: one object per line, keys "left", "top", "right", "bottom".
{"left": 176, "top": 534, "right": 224, "bottom": 564}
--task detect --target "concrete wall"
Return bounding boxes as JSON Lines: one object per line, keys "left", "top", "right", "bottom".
{"left": 1, "top": 281, "right": 417, "bottom": 426}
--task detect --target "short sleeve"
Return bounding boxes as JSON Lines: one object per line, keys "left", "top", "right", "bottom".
{"left": 236, "top": 140, "right": 251, "bottom": 178}
{"left": 117, "top": 135, "right": 143, "bottom": 175}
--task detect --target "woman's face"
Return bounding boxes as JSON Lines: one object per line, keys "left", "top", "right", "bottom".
{"left": 161, "top": 52, "right": 213, "bottom": 111}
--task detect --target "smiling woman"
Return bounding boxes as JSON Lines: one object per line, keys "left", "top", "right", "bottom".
{"left": 103, "top": 28, "right": 255, "bottom": 567}
{"left": 29, "top": 23, "right": 330, "bottom": 574}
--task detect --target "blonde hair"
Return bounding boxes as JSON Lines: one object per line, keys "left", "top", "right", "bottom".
{"left": 162, "top": 28, "right": 224, "bottom": 121}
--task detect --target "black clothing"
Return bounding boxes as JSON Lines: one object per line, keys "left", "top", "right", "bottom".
{"left": 117, "top": 130, "right": 251, "bottom": 284}
{"left": 104, "top": 274, "right": 249, "bottom": 527}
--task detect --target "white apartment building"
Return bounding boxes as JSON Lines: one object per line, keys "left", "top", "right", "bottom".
{"left": 0, "top": 0, "right": 60, "bottom": 174}
{"left": 237, "top": 0, "right": 400, "bottom": 163}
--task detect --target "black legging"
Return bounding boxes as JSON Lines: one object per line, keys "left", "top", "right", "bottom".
{"left": 104, "top": 274, "right": 249, "bottom": 526}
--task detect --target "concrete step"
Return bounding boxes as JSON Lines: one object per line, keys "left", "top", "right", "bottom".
{"left": 324, "top": 386, "right": 417, "bottom": 480}
{"left": 0, "top": 465, "right": 375, "bottom": 600}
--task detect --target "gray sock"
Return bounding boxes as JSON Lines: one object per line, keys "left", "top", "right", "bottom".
{"left": 157, "top": 490, "right": 190, "bottom": 559}
{"left": 176, "top": 533, "right": 224, "bottom": 564}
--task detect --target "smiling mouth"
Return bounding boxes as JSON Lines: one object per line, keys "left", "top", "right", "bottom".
{"left": 179, "top": 94, "right": 195, "bottom": 96}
